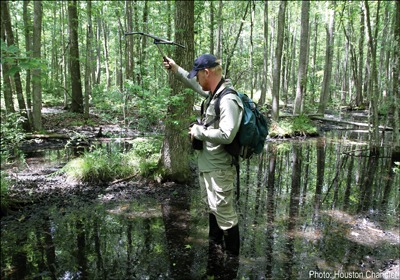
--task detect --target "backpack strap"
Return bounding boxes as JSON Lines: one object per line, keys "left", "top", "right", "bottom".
{"left": 207, "top": 88, "right": 241, "bottom": 202}
{"left": 204, "top": 87, "right": 237, "bottom": 128}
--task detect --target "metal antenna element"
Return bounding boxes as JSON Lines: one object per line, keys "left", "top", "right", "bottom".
{"left": 125, "top": 32, "right": 185, "bottom": 69}
{"left": 124, "top": 32, "right": 185, "bottom": 49}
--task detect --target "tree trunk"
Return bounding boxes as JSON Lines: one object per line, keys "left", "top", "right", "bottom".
{"left": 309, "top": 14, "right": 319, "bottom": 108}
{"left": 23, "top": 1, "right": 33, "bottom": 126}
{"left": 224, "top": 1, "right": 250, "bottom": 78}
{"left": 341, "top": 32, "right": 349, "bottom": 106}
{"left": 61, "top": 2, "right": 69, "bottom": 109}
{"left": 364, "top": 0, "right": 381, "bottom": 146}
{"left": 249, "top": 1, "right": 255, "bottom": 99}
{"left": 356, "top": 5, "right": 365, "bottom": 107}
{"left": 95, "top": 16, "right": 101, "bottom": 85}
{"left": 0, "top": 1, "right": 15, "bottom": 114}
{"left": 288, "top": 28, "right": 297, "bottom": 107}
{"left": 294, "top": 0, "right": 310, "bottom": 115}
{"left": 271, "top": 1, "right": 286, "bottom": 121}
{"left": 216, "top": 0, "right": 223, "bottom": 59}
{"left": 279, "top": 16, "right": 290, "bottom": 108}
{"left": 125, "top": 1, "right": 134, "bottom": 80}
{"left": 68, "top": 0, "right": 83, "bottom": 113}
{"left": 1, "top": 0, "right": 31, "bottom": 131}
{"left": 101, "top": 16, "right": 111, "bottom": 89}
{"left": 259, "top": 0, "right": 268, "bottom": 106}
{"left": 32, "top": 1, "right": 43, "bottom": 131}
{"left": 166, "top": 1, "right": 172, "bottom": 55}
{"left": 141, "top": 1, "right": 149, "bottom": 63}
{"left": 209, "top": 1, "right": 215, "bottom": 55}
{"left": 84, "top": 1, "right": 93, "bottom": 119}
{"left": 116, "top": 14, "right": 123, "bottom": 92}
{"left": 392, "top": 0, "right": 400, "bottom": 146}
{"left": 318, "top": 4, "right": 335, "bottom": 114}
{"left": 159, "top": 1, "right": 195, "bottom": 183}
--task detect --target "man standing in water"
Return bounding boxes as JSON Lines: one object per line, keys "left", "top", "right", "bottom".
{"left": 164, "top": 54, "right": 243, "bottom": 278}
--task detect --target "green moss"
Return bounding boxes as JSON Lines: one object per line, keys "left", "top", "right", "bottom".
{"left": 269, "top": 115, "right": 318, "bottom": 138}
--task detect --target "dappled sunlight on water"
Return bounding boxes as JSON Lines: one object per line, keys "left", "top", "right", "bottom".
{"left": 323, "top": 210, "right": 399, "bottom": 248}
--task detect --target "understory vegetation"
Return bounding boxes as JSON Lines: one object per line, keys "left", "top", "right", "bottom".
{"left": 0, "top": 112, "right": 26, "bottom": 164}
{"left": 0, "top": 106, "right": 320, "bottom": 212}
{"left": 61, "top": 137, "right": 163, "bottom": 183}
{"left": 0, "top": 112, "right": 26, "bottom": 212}
{"left": 0, "top": 171, "right": 12, "bottom": 213}
{"left": 269, "top": 115, "right": 318, "bottom": 138}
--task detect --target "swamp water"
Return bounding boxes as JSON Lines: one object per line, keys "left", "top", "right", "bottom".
{"left": 1, "top": 131, "right": 399, "bottom": 280}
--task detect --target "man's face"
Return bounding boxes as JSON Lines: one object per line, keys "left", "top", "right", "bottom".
{"left": 196, "top": 69, "right": 209, "bottom": 91}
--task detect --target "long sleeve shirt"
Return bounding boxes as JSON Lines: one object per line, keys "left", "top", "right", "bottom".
{"left": 173, "top": 67, "right": 243, "bottom": 172}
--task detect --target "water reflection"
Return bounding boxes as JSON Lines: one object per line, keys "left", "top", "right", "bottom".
{"left": 161, "top": 187, "right": 193, "bottom": 279}
{"left": 1, "top": 134, "right": 399, "bottom": 279}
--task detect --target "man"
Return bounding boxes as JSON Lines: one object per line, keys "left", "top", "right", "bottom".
{"left": 164, "top": 54, "right": 243, "bottom": 278}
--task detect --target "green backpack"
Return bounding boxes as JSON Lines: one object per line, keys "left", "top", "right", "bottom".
{"left": 203, "top": 88, "right": 269, "bottom": 160}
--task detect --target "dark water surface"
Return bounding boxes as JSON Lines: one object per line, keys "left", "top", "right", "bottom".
{"left": 1, "top": 132, "right": 399, "bottom": 279}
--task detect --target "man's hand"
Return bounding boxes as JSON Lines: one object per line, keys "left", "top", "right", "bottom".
{"left": 189, "top": 123, "right": 197, "bottom": 142}
{"left": 163, "top": 56, "right": 178, "bottom": 73}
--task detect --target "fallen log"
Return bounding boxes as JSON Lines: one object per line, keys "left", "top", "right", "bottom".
{"left": 310, "top": 116, "right": 394, "bottom": 131}
{"left": 25, "top": 133, "right": 70, "bottom": 140}
{"left": 280, "top": 113, "right": 324, "bottom": 118}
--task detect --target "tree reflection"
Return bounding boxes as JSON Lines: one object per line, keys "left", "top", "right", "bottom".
{"left": 314, "top": 138, "right": 326, "bottom": 219}
{"left": 76, "top": 218, "right": 88, "bottom": 279}
{"left": 358, "top": 148, "right": 379, "bottom": 212}
{"left": 284, "top": 144, "right": 302, "bottom": 279}
{"left": 161, "top": 186, "right": 193, "bottom": 279}
{"left": 265, "top": 144, "right": 277, "bottom": 279}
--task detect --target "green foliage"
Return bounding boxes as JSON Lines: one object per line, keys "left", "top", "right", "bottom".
{"left": 130, "top": 137, "right": 162, "bottom": 158}
{"left": 377, "top": 97, "right": 392, "bottom": 116}
{"left": 62, "top": 147, "right": 128, "bottom": 183}
{"left": 91, "top": 85, "right": 124, "bottom": 119}
{"left": 276, "top": 143, "right": 292, "bottom": 154}
{"left": 125, "top": 79, "right": 171, "bottom": 130}
{"left": 62, "top": 137, "right": 162, "bottom": 183}
{"left": 292, "top": 115, "right": 318, "bottom": 134}
{"left": 90, "top": 79, "right": 171, "bottom": 131}
{"left": 269, "top": 115, "right": 318, "bottom": 138}
{"left": 4, "top": 0, "right": 398, "bottom": 124}
{"left": 126, "top": 137, "right": 162, "bottom": 177}
{"left": 0, "top": 112, "right": 26, "bottom": 164}
{"left": 1, "top": 40, "right": 47, "bottom": 75}
{"left": 0, "top": 171, "right": 12, "bottom": 212}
